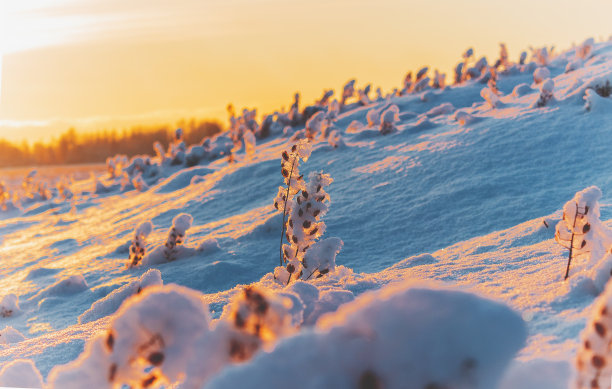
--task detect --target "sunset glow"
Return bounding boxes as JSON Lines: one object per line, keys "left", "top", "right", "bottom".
{"left": 1, "top": 1, "right": 611, "bottom": 142}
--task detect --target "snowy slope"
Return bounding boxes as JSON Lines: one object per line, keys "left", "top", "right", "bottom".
{"left": 1, "top": 39, "right": 612, "bottom": 388}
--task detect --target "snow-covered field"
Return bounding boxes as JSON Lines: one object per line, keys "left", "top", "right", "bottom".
{"left": 1, "top": 38, "right": 612, "bottom": 388}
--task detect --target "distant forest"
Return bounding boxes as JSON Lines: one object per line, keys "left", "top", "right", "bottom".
{"left": 0, "top": 119, "right": 223, "bottom": 168}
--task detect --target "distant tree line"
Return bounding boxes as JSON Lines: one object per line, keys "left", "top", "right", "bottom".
{"left": 0, "top": 118, "right": 223, "bottom": 167}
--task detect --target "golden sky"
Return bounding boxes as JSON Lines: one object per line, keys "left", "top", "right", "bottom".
{"left": 0, "top": 0, "right": 610, "bottom": 142}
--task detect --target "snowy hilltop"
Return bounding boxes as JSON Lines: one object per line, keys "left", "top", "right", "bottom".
{"left": 1, "top": 37, "right": 612, "bottom": 388}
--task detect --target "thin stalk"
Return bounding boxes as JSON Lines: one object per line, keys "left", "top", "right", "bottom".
{"left": 279, "top": 155, "right": 297, "bottom": 266}
{"left": 304, "top": 266, "right": 320, "bottom": 281}
{"left": 564, "top": 203, "right": 579, "bottom": 280}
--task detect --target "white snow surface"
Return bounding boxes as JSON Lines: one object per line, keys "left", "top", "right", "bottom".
{"left": 1, "top": 38, "right": 612, "bottom": 387}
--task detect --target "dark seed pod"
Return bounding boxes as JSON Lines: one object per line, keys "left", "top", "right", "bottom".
{"left": 106, "top": 331, "right": 115, "bottom": 351}
{"left": 298, "top": 174, "right": 303, "bottom": 180}
{"left": 313, "top": 210, "right": 320, "bottom": 217}
{"left": 297, "top": 197, "right": 302, "bottom": 205}
{"left": 306, "top": 203, "right": 312, "bottom": 210}
{"left": 274, "top": 201, "right": 278, "bottom": 209}
{"left": 235, "top": 313, "right": 246, "bottom": 328}
{"left": 310, "top": 227, "right": 318, "bottom": 235}
{"left": 142, "top": 374, "right": 157, "bottom": 388}
{"left": 282, "top": 169, "right": 289, "bottom": 177}
{"left": 108, "top": 363, "right": 117, "bottom": 382}
{"left": 289, "top": 219, "right": 293, "bottom": 228}
{"left": 292, "top": 235, "right": 298, "bottom": 243}
{"left": 319, "top": 268, "right": 329, "bottom": 275}
{"left": 292, "top": 145, "right": 297, "bottom": 152}
{"left": 317, "top": 185, "right": 322, "bottom": 192}
{"left": 298, "top": 209, "right": 304, "bottom": 217}
{"left": 287, "top": 263, "right": 295, "bottom": 273}
{"left": 581, "top": 240, "right": 587, "bottom": 248}
{"left": 303, "top": 220, "right": 311, "bottom": 228}
{"left": 148, "top": 351, "right": 165, "bottom": 366}
{"left": 282, "top": 151, "right": 289, "bottom": 161}
{"left": 302, "top": 190, "right": 308, "bottom": 199}
{"left": 583, "top": 223, "right": 591, "bottom": 233}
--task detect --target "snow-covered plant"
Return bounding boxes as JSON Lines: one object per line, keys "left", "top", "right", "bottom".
{"left": 576, "top": 37, "right": 595, "bottom": 60}
{"left": 555, "top": 187, "right": 612, "bottom": 283}
{"left": 316, "top": 89, "right": 334, "bottom": 106}
{"left": 56, "top": 177, "right": 74, "bottom": 201}
{"left": 305, "top": 111, "right": 327, "bottom": 139}
{"left": 327, "top": 130, "right": 344, "bottom": 148}
{"left": 169, "top": 128, "right": 187, "bottom": 165}
{"left": 531, "top": 46, "right": 549, "bottom": 66}
{"left": 575, "top": 279, "right": 612, "bottom": 388}
{"left": 358, "top": 84, "right": 372, "bottom": 105}
{"left": 289, "top": 93, "right": 301, "bottom": 126}
{"left": 432, "top": 70, "right": 445, "bottom": 89}
{"left": 131, "top": 174, "right": 148, "bottom": 192}
{"left": 487, "top": 67, "right": 499, "bottom": 94}
{"left": 534, "top": 78, "right": 555, "bottom": 108}
{"left": 519, "top": 51, "right": 527, "bottom": 65}
{"left": 481, "top": 87, "right": 500, "bottom": 108}
{"left": 379, "top": 105, "right": 400, "bottom": 135}
{"left": 275, "top": 171, "right": 339, "bottom": 284}
{"left": 533, "top": 67, "right": 550, "bottom": 84}
{"left": 128, "top": 221, "right": 154, "bottom": 268}
{"left": 499, "top": 43, "right": 509, "bottom": 68}
{"left": 273, "top": 140, "right": 312, "bottom": 266}
{"left": 221, "top": 286, "right": 296, "bottom": 360}
{"left": 340, "top": 79, "right": 356, "bottom": 109}
{"left": 243, "top": 130, "right": 256, "bottom": 157}
{"left": 153, "top": 142, "right": 167, "bottom": 165}
{"left": 401, "top": 71, "right": 413, "bottom": 94}
{"left": 453, "top": 63, "right": 464, "bottom": 85}
{"left": 164, "top": 214, "right": 193, "bottom": 261}
{"left": 0, "top": 182, "right": 14, "bottom": 211}
{"left": 0, "top": 294, "right": 20, "bottom": 318}
{"left": 415, "top": 66, "right": 428, "bottom": 82}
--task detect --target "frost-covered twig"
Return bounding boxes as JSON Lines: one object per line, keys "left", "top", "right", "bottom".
{"left": 127, "top": 222, "right": 154, "bottom": 268}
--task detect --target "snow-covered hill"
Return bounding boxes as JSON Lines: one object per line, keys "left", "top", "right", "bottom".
{"left": 1, "top": 38, "right": 612, "bottom": 388}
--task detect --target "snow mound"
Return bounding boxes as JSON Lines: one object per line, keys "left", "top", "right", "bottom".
{"left": 0, "top": 326, "right": 26, "bottom": 345}
{"left": 30, "top": 275, "right": 89, "bottom": 301}
{"left": 155, "top": 167, "right": 213, "bottom": 194}
{"left": 78, "top": 269, "right": 163, "bottom": 324}
{"left": 0, "top": 359, "right": 44, "bottom": 388}
{"left": 206, "top": 282, "right": 526, "bottom": 389}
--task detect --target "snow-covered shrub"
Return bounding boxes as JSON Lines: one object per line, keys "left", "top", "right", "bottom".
{"left": 275, "top": 172, "right": 341, "bottom": 284}
{"left": 131, "top": 174, "right": 148, "bottom": 192}
{"left": 499, "top": 43, "right": 510, "bottom": 68}
{"left": 426, "top": 102, "right": 455, "bottom": 117}
{"left": 432, "top": 69, "right": 445, "bottom": 89}
{"left": 205, "top": 282, "right": 526, "bottom": 389}
{"left": 340, "top": 79, "right": 356, "bottom": 109}
{"left": 565, "top": 58, "right": 583, "bottom": 73}
{"left": 49, "top": 285, "right": 211, "bottom": 389}
{"left": 533, "top": 67, "right": 550, "bottom": 84}
{"left": 79, "top": 269, "right": 162, "bottom": 324}
{"left": 316, "top": 89, "right": 334, "bottom": 106}
{"left": 243, "top": 129, "right": 256, "bottom": 158}
{"left": 379, "top": 105, "right": 400, "bottom": 134}
{"left": 533, "top": 78, "right": 555, "bottom": 108}
{"left": 415, "top": 66, "right": 428, "bottom": 82}
{"left": 273, "top": 140, "right": 312, "bottom": 265}
{"left": 576, "top": 37, "right": 595, "bottom": 60}
{"left": 0, "top": 360, "right": 43, "bottom": 388}
{"left": 531, "top": 46, "right": 550, "bottom": 66}
{"left": 357, "top": 84, "right": 372, "bottom": 105}
{"left": 575, "top": 278, "right": 612, "bottom": 388}
{"left": 0, "top": 182, "right": 17, "bottom": 212}
{"left": 327, "top": 130, "right": 345, "bottom": 148}
{"left": 0, "top": 294, "right": 20, "bottom": 317}
{"left": 304, "top": 111, "right": 327, "bottom": 139}
{"left": 289, "top": 93, "right": 302, "bottom": 126}
{"left": 454, "top": 62, "right": 464, "bottom": 84}
{"left": 519, "top": 51, "right": 527, "bottom": 65}
{"left": 555, "top": 187, "right": 612, "bottom": 286}
{"left": 127, "top": 221, "right": 154, "bottom": 268}
{"left": 454, "top": 110, "right": 475, "bottom": 126}
{"left": 153, "top": 142, "right": 167, "bottom": 165}
{"left": 412, "top": 75, "right": 430, "bottom": 93}
{"left": 401, "top": 71, "right": 413, "bottom": 94}
{"left": 481, "top": 87, "right": 500, "bottom": 108}
{"left": 163, "top": 213, "right": 193, "bottom": 261}
{"left": 488, "top": 67, "right": 499, "bottom": 94}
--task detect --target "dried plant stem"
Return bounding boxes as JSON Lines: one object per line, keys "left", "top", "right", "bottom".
{"left": 304, "top": 266, "right": 320, "bottom": 281}
{"left": 279, "top": 155, "right": 297, "bottom": 266}
{"left": 565, "top": 203, "right": 579, "bottom": 280}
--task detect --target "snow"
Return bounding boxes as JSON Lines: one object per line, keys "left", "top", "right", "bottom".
{"left": 2, "top": 36, "right": 612, "bottom": 388}
{"left": 0, "top": 359, "right": 44, "bottom": 388}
